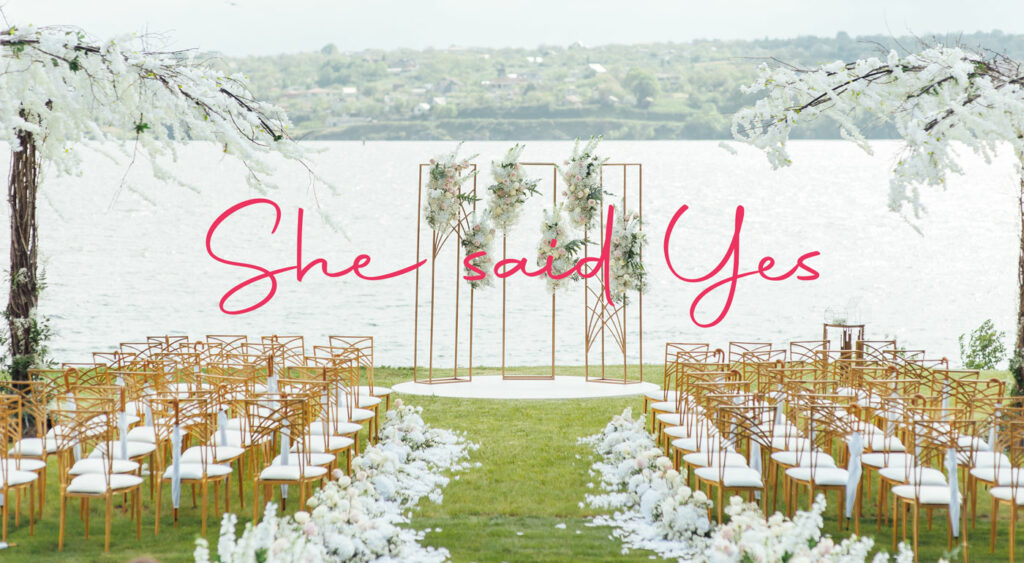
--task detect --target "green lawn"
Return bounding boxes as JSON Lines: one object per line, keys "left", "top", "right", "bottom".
{"left": 1, "top": 366, "right": 1020, "bottom": 561}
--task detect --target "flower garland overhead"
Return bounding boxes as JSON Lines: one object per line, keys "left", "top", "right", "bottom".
{"left": 195, "top": 400, "right": 479, "bottom": 563}
{"left": 537, "top": 205, "right": 586, "bottom": 292}
{"left": 461, "top": 212, "right": 496, "bottom": 290}
{"left": 487, "top": 144, "right": 540, "bottom": 234}
{"left": 608, "top": 210, "right": 647, "bottom": 305}
{"left": 424, "top": 144, "right": 478, "bottom": 232}
{"left": 581, "top": 409, "right": 915, "bottom": 563}
{"left": 559, "top": 137, "right": 608, "bottom": 230}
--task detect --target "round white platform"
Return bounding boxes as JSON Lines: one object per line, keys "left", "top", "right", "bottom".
{"left": 392, "top": 375, "right": 658, "bottom": 400}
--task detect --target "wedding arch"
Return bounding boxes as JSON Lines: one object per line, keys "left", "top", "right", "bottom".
{"left": 411, "top": 148, "right": 645, "bottom": 384}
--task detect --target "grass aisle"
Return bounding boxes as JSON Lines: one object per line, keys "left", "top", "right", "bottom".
{"left": 407, "top": 394, "right": 657, "bottom": 562}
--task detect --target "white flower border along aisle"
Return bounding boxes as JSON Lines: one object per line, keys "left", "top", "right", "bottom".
{"left": 580, "top": 409, "right": 916, "bottom": 563}
{"left": 195, "top": 400, "right": 480, "bottom": 563}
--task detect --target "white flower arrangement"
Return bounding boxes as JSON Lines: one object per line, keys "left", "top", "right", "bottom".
{"left": 424, "top": 144, "right": 478, "bottom": 232}
{"left": 582, "top": 409, "right": 916, "bottom": 563}
{"left": 559, "top": 137, "right": 608, "bottom": 230}
{"left": 608, "top": 210, "right": 647, "bottom": 305}
{"left": 487, "top": 144, "right": 540, "bottom": 234}
{"left": 196, "top": 399, "right": 478, "bottom": 563}
{"left": 461, "top": 212, "right": 496, "bottom": 289}
{"left": 537, "top": 205, "right": 586, "bottom": 292}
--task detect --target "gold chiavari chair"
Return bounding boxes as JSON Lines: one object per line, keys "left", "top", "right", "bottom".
{"left": 656, "top": 365, "right": 731, "bottom": 447}
{"left": 644, "top": 343, "right": 713, "bottom": 412}
{"left": 788, "top": 340, "right": 829, "bottom": 368}
{"left": 277, "top": 376, "right": 355, "bottom": 472}
{"left": 152, "top": 396, "right": 232, "bottom": 535}
{"left": 308, "top": 350, "right": 377, "bottom": 440}
{"left": 988, "top": 419, "right": 1024, "bottom": 561}
{"left": 54, "top": 399, "right": 143, "bottom": 553}
{"left": 0, "top": 394, "right": 39, "bottom": 542}
{"left": 249, "top": 394, "right": 328, "bottom": 522}
{"left": 694, "top": 401, "right": 776, "bottom": 522}
{"left": 783, "top": 399, "right": 863, "bottom": 533}
{"left": 889, "top": 408, "right": 974, "bottom": 561}
{"left": 205, "top": 335, "right": 249, "bottom": 359}
{"left": 965, "top": 399, "right": 1022, "bottom": 528}
{"left": 8, "top": 371, "right": 69, "bottom": 518}
{"left": 328, "top": 336, "right": 391, "bottom": 411}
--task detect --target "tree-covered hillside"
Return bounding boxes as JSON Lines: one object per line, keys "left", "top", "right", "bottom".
{"left": 216, "top": 31, "right": 1024, "bottom": 140}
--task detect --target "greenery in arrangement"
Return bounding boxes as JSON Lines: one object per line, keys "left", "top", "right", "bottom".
{"left": 959, "top": 319, "right": 1007, "bottom": 370}
{"left": 211, "top": 31, "right": 1024, "bottom": 140}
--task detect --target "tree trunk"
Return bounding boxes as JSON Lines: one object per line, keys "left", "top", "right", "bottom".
{"left": 7, "top": 127, "right": 40, "bottom": 432}
{"left": 1016, "top": 173, "right": 1024, "bottom": 396}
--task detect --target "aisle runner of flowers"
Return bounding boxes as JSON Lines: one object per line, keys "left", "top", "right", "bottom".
{"left": 580, "top": 409, "right": 915, "bottom": 563}
{"left": 195, "top": 400, "right": 479, "bottom": 563}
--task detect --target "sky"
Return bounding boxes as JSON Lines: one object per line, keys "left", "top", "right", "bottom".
{"left": 5, "top": 0, "right": 1024, "bottom": 56}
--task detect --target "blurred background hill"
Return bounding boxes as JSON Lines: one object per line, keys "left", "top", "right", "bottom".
{"left": 213, "top": 31, "right": 1024, "bottom": 140}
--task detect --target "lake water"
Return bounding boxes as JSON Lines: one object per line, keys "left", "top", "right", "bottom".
{"left": 2, "top": 140, "right": 1018, "bottom": 369}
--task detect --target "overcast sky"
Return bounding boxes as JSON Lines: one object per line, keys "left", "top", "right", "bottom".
{"left": 5, "top": 0, "right": 1023, "bottom": 56}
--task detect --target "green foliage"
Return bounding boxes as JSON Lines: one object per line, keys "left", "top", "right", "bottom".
{"left": 959, "top": 319, "right": 1007, "bottom": 370}
{"left": 623, "top": 68, "right": 659, "bottom": 107}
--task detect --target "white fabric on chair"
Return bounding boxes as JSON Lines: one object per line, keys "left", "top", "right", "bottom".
{"left": 990, "top": 486, "right": 1024, "bottom": 505}
{"left": 308, "top": 421, "right": 362, "bottom": 436}
{"left": 891, "top": 484, "right": 962, "bottom": 505}
{"left": 298, "top": 434, "right": 354, "bottom": 453}
{"left": 181, "top": 445, "right": 245, "bottom": 464}
{"left": 88, "top": 441, "right": 156, "bottom": 460}
{"left": 970, "top": 465, "right": 1024, "bottom": 486}
{"left": 2, "top": 458, "right": 45, "bottom": 472}
{"left": 846, "top": 432, "right": 863, "bottom": 519}
{"left": 9, "top": 436, "right": 62, "bottom": 456}
{"left": 0, "top": 469, "right": 37, "bottom": 486}
{"left": 683, "top": 451, "right": 747, "bottom": 468}
{"left": 272, "top": 452, "right": 336, "bottom": 466}
{"left": 69, "top": 458, "right": 139, "bottom": 475}
{"left": 770, "top": 451, "right": 836, "bottom": 468}
{"left": 878, "top": 466, "right": 947, "bottom": 485}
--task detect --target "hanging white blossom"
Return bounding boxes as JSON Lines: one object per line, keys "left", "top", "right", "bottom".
{"left": 0, "top": 24, "right": 314, "bottom": 188}
{"left": 730, "top": 45, "right": 1024, "bottom": 219}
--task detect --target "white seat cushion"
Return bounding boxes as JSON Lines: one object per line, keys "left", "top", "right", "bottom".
{"left": 650, "top": 401, "right": 678, "bottom": 413}
{"left": 879, "top": 466, "right": 948, "bottom": 485}
{"left": 770, "top": 436, "right": 811, "bottom": 452}
{"left": 644, "top": 389, "right": 678, "bottom": 401}
{"left": 671, "top": 436, "right": 721, "bottom": 453}
{"left": 786, "top": 466, "right": 850, "bottom": 486}
{"left": 861, "top": 434, "right": 905, "bottom": 452}
{"left": 683, "top": 451, "right": 747, "bottom": 468}
{"left": 892, "top": 484, "right": 962, "bottom": 505}
{"left": 1, "top": 469, "right": 38, "bottom": 486}
{"left": 355, "top": 396, "right": 381, "bottom": 409}
{"left": 298, "top": 435, "right": 354, "bottom": 453}
{"left": 66, "top": 473, "right": 144, "bottom": 494}
{"left": 181, "top": 445, "right": 245, "bottom": 464}
{"left": 70, "top": 458, "right": 140, "bottom": 475}
{"left": 259, "top": 464, "right": 328, "bottom": 481}
{"left": 663, "top": 425, "right": 703, "bottom": 439}
{"left": 990, "top": 486, "right": 1024, "bottom": 505}
{"left": 126, "top": 426, "right": 156, "bottom": 444}
{"left": 971, "top": 466, "right": 1024, "bottom": 486}
{"left": 162, "top": 462, "right": 233, "bottom": 480}
{"left": 3, "top": 458, "right": 46, "bottom": 472}
{"left": 771, "top": 451, "right": 836, "bottom": 468}
{"left": 357, "top": 385, "right": 392, "bottom": 397}
{"left": 272, "top": 452, "right": 335, "bottom": 466}
{"left": 347, "top": 408, "right": 374, "bottom": 423}
{"left": 10, "top": 436, "right": 63, "bottom": 456}
{"left": 694, "top": 465, "right": 763, "bottom": 488}
{"left": 862, "top": 452, "right": 914, "bottom": 469}
{"left": 309, "top": 421, "right": 362, "bottom": 436}
{"left": 957, "top": 435, "right": 989, "bottom": 451}
{"left": 88, "top": 441, "right": 157, "bottom": 460}
{"left": 959, "top": 451, "right": 1010, "bottom": 468}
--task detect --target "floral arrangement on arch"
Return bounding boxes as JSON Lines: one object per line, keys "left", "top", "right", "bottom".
{"left": 608, "top": 209, "right": 647, "bottom": 305}
{"left": 194, "top": 399, "right": 479, "bottom": 563}
{"left": 537, "top": 205, "right": 586, "bottom": 292}
{"left": 487, "top": 144, "right": 540, "bottom": 234}
{"left": 559, "top": 136, "right": 607, "bottom": 230}
{"left": 461, "top": 212, "right": 496, "bottom": 290}
{"left": 424, "top": 143, "right": 478, "bottom": 232}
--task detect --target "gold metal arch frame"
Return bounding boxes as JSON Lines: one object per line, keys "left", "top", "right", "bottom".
{"left": 584, "top": 163, "right": 644, "bottom": 384}
{"left": 413, "top": 163, "right": 478, "bottom": 384}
